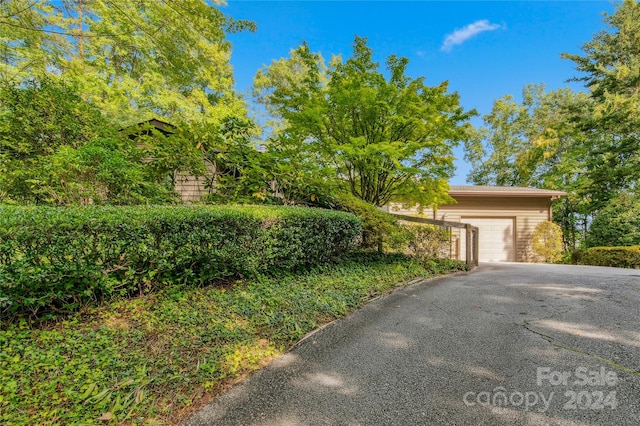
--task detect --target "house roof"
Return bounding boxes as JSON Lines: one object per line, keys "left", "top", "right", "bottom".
{"left": 448, "top": 185, "right": 567, "bottom": 198}
{"left": 119, "top": 118, "right": 176, "bottom": 137}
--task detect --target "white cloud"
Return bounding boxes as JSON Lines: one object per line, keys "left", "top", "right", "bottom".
{"left": 441, "top": 20, "right": 503, "bottom": 52}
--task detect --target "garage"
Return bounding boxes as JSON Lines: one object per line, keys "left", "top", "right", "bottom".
{"left": 462, "top": 217, "right": 515, "bottom": 262}
{"left": 388, "top": 186, "right": 566, "bottom": 262}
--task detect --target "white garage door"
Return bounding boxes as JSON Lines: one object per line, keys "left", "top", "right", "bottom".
{"left": 463, "top": 217, "right": 515, "bottom": 262}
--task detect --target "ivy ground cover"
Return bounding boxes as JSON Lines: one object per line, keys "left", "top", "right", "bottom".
{"left": 1, "top": 253, "right": 466, "bottom": 425}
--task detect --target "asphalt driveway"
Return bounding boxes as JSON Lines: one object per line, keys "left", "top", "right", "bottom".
{"left": 184, "top": 263, "right": 640, "bottom": 425}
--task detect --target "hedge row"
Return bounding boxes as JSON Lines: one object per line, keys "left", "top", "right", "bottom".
{"left": 574, "top": 246, "right": 640, "bottom": 269}
{"left": 0, "top": 205, "right": 361, "bottom": 318}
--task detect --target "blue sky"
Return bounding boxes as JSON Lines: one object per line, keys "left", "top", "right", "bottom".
{"left": 223, "top": 1, "right": 614, "bottom": 184}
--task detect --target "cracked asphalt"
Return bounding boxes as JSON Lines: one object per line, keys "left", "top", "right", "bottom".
{"left": 184, "top": 263, "right": 640, "bottom": 426}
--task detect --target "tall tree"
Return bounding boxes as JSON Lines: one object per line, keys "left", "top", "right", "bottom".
{"left": 467, "top": 84, "right": 594, "bottom": 249}
{"left": 254, "top": 36, "right": 475, "bottom": 207}
{"left": 586, "top": 192, "right": 640, "bottom": 247}
{"left": 0, "top": 0, "right": 61, "bottom": 81}
{"left": 0, "top": 0, "right": 258, "bottom": 204}
{"left": 562, "top": 0, "right": 640, "bottom": 204}
{"left": 0, "top": 0, "right": 255, "bottom": 128}
{"left": 460, "top": 1, "right": 640, "bottom": 249}
{"left": 468, "top": 84, "right": 591, "bottom": 189}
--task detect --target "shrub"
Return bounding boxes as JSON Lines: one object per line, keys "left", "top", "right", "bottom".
{"left": 574, "top": 246, "right": 640, "bottom": 269}
{"left": 332, "top": 192, "right": 407, "bottom": 251}
{"left": 404, "top": 224, "right": 450, "bottom": 260}
{"left": 421, "top": 258, "right": 469, "bottom": 274}
{"left": 0, "top": 78, "right": 112, "bottom": 204}
{"left": 0, "top": 205, "right": 361, "bottom": 318}
{"left": 531, "top": 220, "right": 564, "bottom": 263}
{"left": 26, "top": 138, "right": 178, "bottom": 205}
{"left": 587, "top": 193, "right": 640, "bottom": 247}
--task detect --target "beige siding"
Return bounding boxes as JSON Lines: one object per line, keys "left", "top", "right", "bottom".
{"left": 174, "top": 173, "right": 208, "bottom": 203}
{"left": 389, "top": 195, "right": 552, "bottom": 262}
{"left": 462, "top": 217, "right": 515, "bottom": 262}
{"left": 174, "top": 162, "right": 217, "bottom": 203}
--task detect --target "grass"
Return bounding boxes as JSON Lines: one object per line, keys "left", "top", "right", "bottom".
{"left": 0, "top": 252, "right": 467, "bottom": 425}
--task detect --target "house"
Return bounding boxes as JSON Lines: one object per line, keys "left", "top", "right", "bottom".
{"left": 120, "top": 119, "right": 217, "bottom": 203}
{"left": 121, "top": 118, "right": 177, "bottom": 139}
{"left": 387, "top": 186, "right": 566, "bottom": 263}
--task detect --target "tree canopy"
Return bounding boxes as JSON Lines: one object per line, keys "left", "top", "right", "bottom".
{"left": 0, "top": 0, "right": 258, "bottom": 205}
{"left": 562, "top": 0, "right": 640, "bottom": 205}
{"left": 467, "top": 0, "right": 640, "bottom": 249}
{"left": 586, "top": 193, "right": 640, "bottom": 248}
{"left": 0, "top": 0, "right": 254, "bottom": 128}
{"left": 254, "top": 36, "right": 475, "bottom": 207}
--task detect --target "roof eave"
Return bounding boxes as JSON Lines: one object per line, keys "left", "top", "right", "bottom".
{"left": 448, "top": 190, "right": 567, "bottom": 198}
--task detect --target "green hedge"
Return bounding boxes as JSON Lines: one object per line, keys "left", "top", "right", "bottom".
{"left": 0, "top": 205, "right": 361, "bottom": 318}
{"left": 574, "top": 246, "right": 640, "bottom": 269}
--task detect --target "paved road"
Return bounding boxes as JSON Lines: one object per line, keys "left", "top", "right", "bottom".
{"left": 184, "top": 263, "right": 640, "bottom": 425}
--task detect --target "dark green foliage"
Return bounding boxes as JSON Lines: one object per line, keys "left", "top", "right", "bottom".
{"left": 0, "top": 77, "right": 111, "bottom": 203}
{"left": 586, "top": 193, "right": 640, "bottom": 247}
{"left": 421, "top": 257, "right": 469, "bottom": 274}
{"left": 574, "top": 246, "right": 640, "bottom": 269}
{"left": 467, "top": 84, "right": 594, "bottom": 250}
{"left": 203, "top": 118, "right": 338, "bottom": 207}
{"left": 130, "top": 123, "right": 207, "bottom": 188}
{"left": 329, "top": 194, "right": 457, "bottom": 257}
{"left": 469, "top": 1, "right": 640, "bottom": 248}
{"left": 0, "top": 77, "right": 108, "bottom": 159}
{"left": 0, "top": 205, "right": 361, "bottom": 319}
{"left": 562, "top": 0, "right": 640, "bottom": 199}
{"left": 18, "top": 138, "right": 178, "bottom": 205}
{"left": 0, "top": 78, "right": 191, "bottom": 205}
